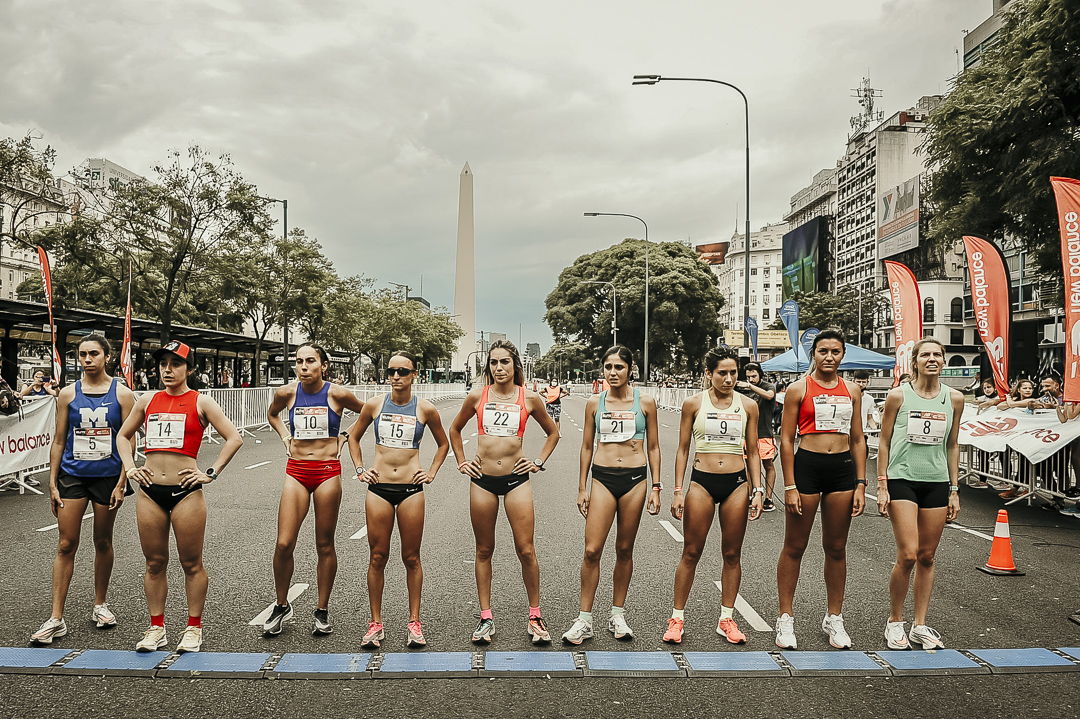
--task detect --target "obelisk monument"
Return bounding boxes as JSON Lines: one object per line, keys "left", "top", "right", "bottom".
{"left": 453, "top": 163, "right": 476, "bottom": 376}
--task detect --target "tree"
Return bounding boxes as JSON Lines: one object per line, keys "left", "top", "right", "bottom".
{"left": 0, "top": 135, "right": 61, "bottom": 250}
{"left": 544, "top": 239, "right": 724, "bottom": 374}
{"left": 534, "top": 341, "right": 590, "bottom": 382}
{"left": 924, "top": 0, "right": 1080, "bottom": 279}
{"left": 768, "top": 288, "right": 886, "bottom": 344}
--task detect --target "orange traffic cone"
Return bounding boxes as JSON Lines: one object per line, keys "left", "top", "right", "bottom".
{"left": 978, "top": 509, "right": 1025, "bottom": 576}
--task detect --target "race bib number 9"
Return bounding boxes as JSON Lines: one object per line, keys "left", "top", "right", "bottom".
{"left": 73, "top": 427, "right": 112, "bottom": 461}
{"left": 704, "top": 412, "right": 743, "bottom": 444}
{"left": 813, "top": 396, "right": 852, "bottom": 432}
{"left": 378, "top": 413, "right": 417, "bottom": 449}
{"left": 599, "top": 410, "right": 635, "bottom": 443}
{"left": 146, "top": 413, "right": 185, "bottom": 449}
{"left": 907, "top": 410, "right": 947, "bottom": 445}
{"left": 483, "top": 402, "right": 519, "bottom": 437}
{"left": 294, "top": 406, "right": 329, "bottom": 439}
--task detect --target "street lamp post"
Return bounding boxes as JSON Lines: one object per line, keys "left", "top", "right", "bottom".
{"left": 633, "top": 74, "right": 751, "bottom": 350}
{"left": 584, "top": 212, "right": 650, "bottom": 382}
{"left": 262, "top": 197, "right": 289, "bottom": 384}
{"left": 582, "top": 280, "right": 618, "bottom": 346}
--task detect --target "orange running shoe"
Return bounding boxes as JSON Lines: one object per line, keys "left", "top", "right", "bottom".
{"left": 716, "top": 617, "right": 747, "bottom": 644}
{"left": 662, "top": 617, "right": 684, "bottom": 644}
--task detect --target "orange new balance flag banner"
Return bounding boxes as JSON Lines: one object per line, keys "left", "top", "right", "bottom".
{"left": 882, "top": 260, "right": 922, "bottom": 384}
{"left": 35, "top": 246, "right": 63, "bottom": 382}
{"left": 961, "top": 236, "right": 1012, "bottom": 400}
{"left": 120, "top": 261, "right": 134, "bottom": 387}
{"left": 1051, "top": 176, "right": 1080, "bottom": 402}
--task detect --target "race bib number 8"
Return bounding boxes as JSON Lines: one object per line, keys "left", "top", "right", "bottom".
{"left": 483, "top": 402, "right": 519, "bottom": 437}
{"left": 704, "top": 412, "right": 743, "bottom": 443}
{"left": 599, "top": 410, "right": 635, "bottom": 443}
{"left": 73, "top": 427, "right": 112, "bottom": 461}
{"left": 907, "top": 410, "right": 947, "bottom": 445}
{"left": 146, "top": 412, "right": 185, "bottom": 449}
{"left": 378, "top": 413, "right": 417, "bottom": 449}
{"left": 294, "top": 406, "right": 329, "bottom": 439}
{"left": 813, "top": 396, "right": 852, "bottom": 432}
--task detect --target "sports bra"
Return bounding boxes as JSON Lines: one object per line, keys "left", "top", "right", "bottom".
{"left": 373, "top": 394, "right": 426, "bottom": 450}
{"left": 476, "top": 385, "right": 528, "bottom": 438}
{"left": 797, "top": 375, "right": 854, "bottom": 435}
{"left": 289, "top": 381, "right": 341, "bottom": 440}
{"left": 692, "top": 390, "right": 746, "bottom": 454}
{"left": 144, "top": 389, "right": 204, "bottom": 458}
{"left": 595, "top": 389, "right": 646, "bottom": 443}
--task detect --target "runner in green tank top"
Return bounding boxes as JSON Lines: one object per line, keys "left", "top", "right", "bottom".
{"left": 876, "top": 339, "right": 965, "bottom": 650}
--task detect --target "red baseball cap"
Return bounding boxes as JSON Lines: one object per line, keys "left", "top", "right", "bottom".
{"left": 153, "top": 340, "right": 195, "bottom": 367}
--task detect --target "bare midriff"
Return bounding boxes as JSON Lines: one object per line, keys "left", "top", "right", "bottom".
{"left": 475, "top": 435, "right": 525, "bottom": 475}
{"left": 290, "top": 436, "right": 340, "bottom": 462}
{"left": 143, "top": 451, "right": 200, "bottom": 487}
{"left": 373, "top": 445, "right": 422, "bottom": 484}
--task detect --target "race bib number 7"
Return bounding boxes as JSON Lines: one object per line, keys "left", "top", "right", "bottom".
{"left": 146, "top": 413, "right": 185, "bottom": 449}
{"left": 483, "top": 402, "right": 518, "bottom": 437}
{"left": 813, "top": 396, "right": 852, "bottom": 432}
{"left": 599, "top": 410, "right": 635, "bottom": 443}
{"left": 907, "top": 410, "right": 947, "bottom": 445}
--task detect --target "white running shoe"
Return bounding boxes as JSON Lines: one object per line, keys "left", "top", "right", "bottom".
{"left": 884, "top": 621, "right": 909, "bottom": 650}
{"left": 608, "top": 614, "right": 634, "bottom": 641}
{"left": 92, "top": 604, "right": 117, "bottom": 629}
{"left": 177, "top": 625, "right": 203, "bottom": 653}
{"left": 135, "top": 625, "right": 167, "bottom": 652}
{"left": 775, "top": 613, "right": 797, "bottom": 649}
{"left": 821, "top": 613, "right": 852, "bottom": 649}
{"left": 30, "top": 617, "right": 67, "bottom": 646}
{"left": 561, "top": 619, "right": 594, "bottom": 646}
{"left": 908, "top": 624, "right": 944, "bottom": 650}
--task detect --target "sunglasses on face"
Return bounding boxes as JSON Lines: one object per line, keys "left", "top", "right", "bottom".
{"left": 386, "top": 367, "right": 414, "bottom": 377}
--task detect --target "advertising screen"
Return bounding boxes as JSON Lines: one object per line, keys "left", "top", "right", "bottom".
{"left": 782, "top": 216, "right": 826, "bottom": 299}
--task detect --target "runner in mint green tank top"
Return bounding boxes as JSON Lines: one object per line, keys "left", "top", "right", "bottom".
{"left": 876, "top": 339, "right": 965, "bottom": 652}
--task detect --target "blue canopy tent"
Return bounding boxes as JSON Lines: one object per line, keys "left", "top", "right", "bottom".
{"left": 760, "top": 343, "right": 896, "bottom": 373}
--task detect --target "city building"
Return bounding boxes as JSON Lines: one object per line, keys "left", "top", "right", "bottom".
{"left": 697, "top": 222, "right": 787, "bottom": 331}
{"left": 963, "top": 0, "right": 1014, "bottom": 69}
{"left": 0, "top": 175, "right": 72, "bottom": 301}
{"left": 525, "top": 342, "right": 541, "bottom": 360}
{"left": 79, "top": 158, "right": 145, "bottom": 193}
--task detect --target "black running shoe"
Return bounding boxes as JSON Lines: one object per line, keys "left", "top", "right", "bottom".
{"left": 312, "top": 608, "right": 333, "bottom": 636}
{"left": 262, "top": 603, "right": 292, "bottom": 636}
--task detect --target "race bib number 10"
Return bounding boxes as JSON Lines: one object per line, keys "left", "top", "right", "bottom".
{"left": 599, "top": 410, "right": 635, "bottom": 443}
{"left": 294, "top": 406, "right": 329, "bottom": 439}
{"left": 378, "top": 413, "right": 417, "bottom": 449}
{"left": 146, "top": 413, "right": 185, "bottom": 449}
{"left": 907, "top": 410, "right": 947, "bottom": 445}
{"left": 483, "top": 402, "right": 519, "bottom": 437}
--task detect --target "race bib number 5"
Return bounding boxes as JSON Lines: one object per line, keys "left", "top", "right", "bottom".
{"left": 704, "top": 412, "right": 743, "bottom": 443}
{"left": 294, "top": 406, "right": 329, "bottom": 439}
{"left": 146, "top": 412, "right": 185, "bottom": 449}
{"left": 483, "top": 402, "right": 519, "bottom": 437}
{"left": 907, "top": 410, "right": 946, "bottom": 445}
{"left": 378, "top": 413, "right": 417, "bottom": 449}
{"left": 73, "top": 427, "right": 112, "bottom": 461}
{"left": 599, "top": 410, "right": 635, "bottom": 443}
{"left": 813, "top": 396, "right": 852, "bottom": 432}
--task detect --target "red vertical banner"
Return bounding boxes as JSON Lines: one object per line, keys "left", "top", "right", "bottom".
{"left": 961, "top": 236, "right": 1012, "bottom": 400}
{"left": 1051, "top": 177, "right": 1080, "bottom": 402}
{"left": 882, "top": 260, "right": 923, "bottom": 384}
{"left": 35, "top": 246, "right": 63, "bottom": 382}
{"left": 120, "top": 260, "right": 134, "bottom": 387}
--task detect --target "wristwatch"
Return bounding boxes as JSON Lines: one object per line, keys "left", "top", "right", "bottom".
{"left": 751, "top": 487, "right": 765, "bottom": 495}
{"left": 533, "top": 458, "right": 546, "bottom": 471}
{"left": 205, "top": 467, "right": 218, "bottom": 480}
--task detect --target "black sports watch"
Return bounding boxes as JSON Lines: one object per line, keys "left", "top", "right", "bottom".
{"left": 533, "top": 458, "right": 546, "bottom": 471}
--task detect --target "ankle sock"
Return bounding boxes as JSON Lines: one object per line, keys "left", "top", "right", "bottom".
{"left": 719, "top": 605, "right": 734, "bottom": 620}
{"left": 610, "top": 606, "right": 625, "bottom": 617}
{"left": 578, "top": 611, "right": 593, "bottom": 625}
{"left": 480, "top": 609, "right": 493, "bottom": 620}
{"left": 187, "top": 616, "right": 202, "bottom": 628}
{"left": 528, "top": 606, "right": 542, "bottom": 620}
{"left": 671, "top": 609, "right": 685, "bottom": 621}
{"left": 150, "top": 614, "right": 165, "bottom": 628}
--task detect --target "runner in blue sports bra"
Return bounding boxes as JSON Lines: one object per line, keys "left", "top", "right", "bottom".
{"left": 561, "top": 345, "right": 661, "bottom": 646}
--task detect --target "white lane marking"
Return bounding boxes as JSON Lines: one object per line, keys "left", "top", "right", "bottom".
{"left": 659, "top": 520, "right": 683, "bottom": 542}
{"left": 350, "top": 525, "right": 368, "bottom": 541}
{"left": 463, "top": 439, "right": 470, "bottom": 446}
{"left": 947, "top": 522, "right": 994, "bottom": 541}
{"left": 865, "top": 492, "right": 877, "bottom": 501}
{"left": 661, "top": 423, "right": 671, "bottom": 428}
{"left": 714, "top": 580, "right": 773, "bottom": 632}
{"left": 471, "top": 432, "right": 477, "bottom": 437}
{"left": 249, "top": 583, "right": 310, "bottom": 625}
{"left": 244, "top": 461, "right": 272, "bottom": 470}
{"left": 36, "top": 512, "right": 93, "bottom": 532}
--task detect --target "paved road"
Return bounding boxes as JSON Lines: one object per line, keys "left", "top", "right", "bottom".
{"left": 1, "top": 393, "right": 1078, "bottom": 718}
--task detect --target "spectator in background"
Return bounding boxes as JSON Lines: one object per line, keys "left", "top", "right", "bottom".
{"left": 738, "top": 363, "right": 778, "bottom": 512}
{"left": 22, "top": 369, "right": 59, "bottom": 398}
{"left": 1003, "top": 379, "right": 1038, "bottom": 410}
{"left": 136, "top": 369, "right": 149, "bottom": 391}
{"left": 1056, "top": 402, "right": 1080, "bottom": 514}
{"left": 1038, "top": 375, "right": 1063, "bottom": 406}
{"left": 852, "top": 370, "right": 879, "bottom": 432}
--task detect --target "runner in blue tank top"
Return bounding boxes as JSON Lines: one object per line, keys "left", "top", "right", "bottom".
{"left": 31, "top": 335, "right": 136, "bottom": 646}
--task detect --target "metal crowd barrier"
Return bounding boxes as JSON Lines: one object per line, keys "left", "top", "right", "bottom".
{"left": 960, "top": 443, "right": 1075, "bottom": 507}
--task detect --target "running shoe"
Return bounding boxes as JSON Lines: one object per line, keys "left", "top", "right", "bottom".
{"left": 662, "top": 617, "right": 684, "bottom": 644}
{"left": 774, "top": 613, "right": 797, "bottom": 649}
{"left": 762, "top": 498, "right": 776, "bottom": 512}
{"left": 1059, "top": 505, "right": 1080, "bottom": 518}
{"left": 135, "top": 625, "right": 167, "bottom": 652}
{"left": 471, "top": 618, "right": 495, "bottom": 645}
{"left": 884, "top": 620, "right": 909, "bottom": 650}
{"left": 998, "top": 487, "right": 1020, "bottom": 499}
{"left": 716, "top": 617, "right": 747, "bottom": 645}
{"left": 561, "top": 619, "right": 594, "bottom": 645}
{"left": 966, "top": 478, "right": 990, "bottom": 489}
{"left": 262, "top": 603, "right": 292, "bottom": 636}
{"left": 92, "top": 603, "right": 117, "bottom": 629}
{"left": 908, "top": 625, "right": 944, "bottom": 650}
{"left": 821, "top": 613, "right": 852, "bottom": 649}
{"left": 360, "top": 622, "right": 385, "bottom": 649}
{"left": 30, "top": 617, "right": 67, "bottom": 646}
{"left": 406, "top": 620, "right": 427, "bottom": 648}
{"left": 177, "top": 625, "right": 203, "bottom": 653}
{"left": 608, "top": 613, "right": 634, "bottom": 641}
{"left": 528, "top": 617, "right": 552, "bottom": 645}
{"left": 312, "top": 608, "right": 333, "bottom": 636}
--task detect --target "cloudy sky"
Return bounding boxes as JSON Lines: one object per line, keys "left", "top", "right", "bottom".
{"left": 1, "top": 0, "right": 991, "bottom": 351}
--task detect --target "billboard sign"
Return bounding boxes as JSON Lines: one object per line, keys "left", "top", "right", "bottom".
{"left": 878, "top": 175, "right": 921, "bottom": 258}
{"left": 724, "top": 329, "right": 792, "bottom": 349}
{"left": 781, "top": 216, "right": 826, "bottom": 299}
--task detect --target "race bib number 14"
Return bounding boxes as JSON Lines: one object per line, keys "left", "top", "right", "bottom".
{"left": 146, "top": 413, "right": 185, "bottom": 449}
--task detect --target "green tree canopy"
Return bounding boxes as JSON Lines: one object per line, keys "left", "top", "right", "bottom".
{"left": 534, "top": 341, "right": 591, "bottom": 382}
{"left": 544, "top": 239, "right": 724, "bottom": 375}
{"left": 769, "top": 288, "right": 886, "bottom": 345}
{"left": 924, "top": 0, "right": 1080, "bottom": 278}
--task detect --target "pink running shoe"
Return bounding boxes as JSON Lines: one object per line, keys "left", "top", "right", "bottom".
{"left": 716, "top": 617, "right": 747, "bottom": 644}
{"left": 662, "top": 617, "right": 684, "bottom": 644}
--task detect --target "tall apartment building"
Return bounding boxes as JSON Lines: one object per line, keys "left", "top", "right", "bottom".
{"left": 0, "top": 175, "right": 72, "bottom": 300}
{"left": 963, "top": 0, "right": 1014, "bottom": 69}
{"left": 697, "top": 222, "right": 787, "bottom": 330}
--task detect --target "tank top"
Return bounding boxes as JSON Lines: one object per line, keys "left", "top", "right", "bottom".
{"left": 374, "top": 394, "right": 426, "bottom": 449}
{"left": 289, "top": 381, "right": 341, "bottom": 440}
{"left": 476, "top": 385, "right": 528, "bottom": 438}
{"left": 61, "top": 379, "right": 123, "bottom": 477}
{"left": 545, "top": 385, "right": 562, "bottom": 404}
{"left": 692, "top": 390, "right": 746, "bottom": 454}
{"left": 887, "top": 383, "right": 953, "bottom": 483}
{"left": 144, "top": 389, "right": 204, "bottom": 458}
{"left": 595, "top": 389, "right": 646, "bottom": 443}
{"left": 797, "top": 375, "right": 854, "bottom": 435}
{"left": 30, "top": 387, "right": 48, "bottom": 396}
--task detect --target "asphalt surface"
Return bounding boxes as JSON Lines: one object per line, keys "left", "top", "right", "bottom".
{"left": 1, "top": 393, "right": 1079, "bottom": 719}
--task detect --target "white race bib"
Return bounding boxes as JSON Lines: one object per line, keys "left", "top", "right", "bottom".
{"left": 704, "top": 411, "right": 743, "bottom": 443}
{"left": 146, "top": 412, "right": 185, "bottom": 449}
{"left": 599, "top": 410, "right": 636, "bottom": 443}
{"left": 483, "top": 402, "right": 518, "bottom": 437}
{"left": 813, "top": 395, "right": 852, "bottom": 432}
{"left": 907, "top": 410, "right": 947, "bottom": 445}
{"left": 73, "top": 427, "right": 112, "bottom": 461}
{"left": 294, "top": 406, "right": 329, "bottom": 439}
{"left": 378, "top": 413, "right": 417, "bottom": 449}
